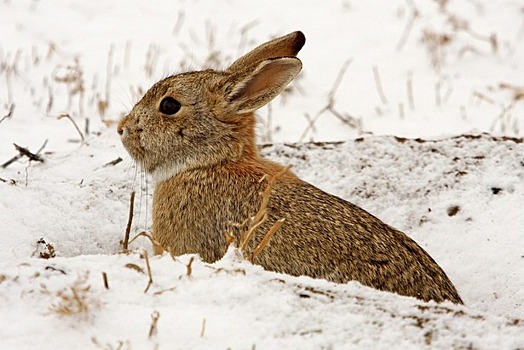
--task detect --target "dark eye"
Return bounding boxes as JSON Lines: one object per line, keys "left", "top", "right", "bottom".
{"left": 159, "top": 97, "right": 181, "bottom": 115}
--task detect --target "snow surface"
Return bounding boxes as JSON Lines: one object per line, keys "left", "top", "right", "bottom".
{"left": 1, "top": 0, "right": 523, "bottom": 349}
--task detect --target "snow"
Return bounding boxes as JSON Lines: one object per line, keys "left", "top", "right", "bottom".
{"left": 1, "top": 0, "right": 523, "bottom": 349}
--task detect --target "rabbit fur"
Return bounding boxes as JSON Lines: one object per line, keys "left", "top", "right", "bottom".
{"left": 118, "top": 31, "right": 463, "bottom": 304}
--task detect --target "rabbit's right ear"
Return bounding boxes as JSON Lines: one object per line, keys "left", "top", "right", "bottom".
{"left": 226, "top": 57, "right": 302, "bottom": 114}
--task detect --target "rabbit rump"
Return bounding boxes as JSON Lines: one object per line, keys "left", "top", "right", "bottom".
{"left": 118, "top": 31, "right": 462, "bottom": 304}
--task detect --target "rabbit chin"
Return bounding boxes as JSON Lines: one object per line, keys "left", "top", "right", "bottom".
{"left": 149, "top": 159, "right": 193, "bottom": 183}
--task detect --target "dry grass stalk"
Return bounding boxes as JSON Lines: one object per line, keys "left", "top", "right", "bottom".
{"left": 102, "top": 272, "right": 109, "bottom": 290}
{"left": 128, "top": 230, "right": 163, "bottom": 254}
{"left": 53, "top": 57, "right": 85, "bottom": 116}
{"left": 200, "top": 318, "right": 207, "bottom": 338}
{"left": 49, "top": 272, "right": 100, "bottom": 317}
{"left": 91, "top": 337, "right": 127, "bottom": 350}
{"left": 473, "top": 91, "right": 496, "bottom": 105}
{"left": 396, "top": 0, "right": 420, "bottom": 51}
{"left": 239, "top": 166, "right": 289, "bottom": 251}
{"left": 122, "top": 191, "right": 135, "bottom": 251}
{"left": 153, "top": 287, "right": 177, "bottom": 296}
{"left": 250, "top": 218, "right": 285, "bottom": 261}
{"left": 57, "top": 113, "right": 85, "bottom": 142}
{"left": 148, "top": 311, "right": 160, "bottom": 338}
{"left": 186, "top": 256, "right": 195, "bottom": 277}
{"left": 124, "top": 263, "right": 145, "bottom": 274}
{"left": 372, "top": 66, "right": 388, "bottom": 105}
{"left": 227, "top": 166, "right": 290, "bottom": 263}
{"left": 143, "top": 249, "right": 153, "bottom": 293}
{"left": 499, "top": 83, "right": 524, "bottom": 101}
{"left": 0, "top": 103, "right": 14, "bottom": 125}
{"left": 398, "top": 103, "right": 405, "bottom": 119}
{"left": 406, "top": 71, "right": 415, "bottom": 110}
{"left": 299, "top": 59, "right": 360, "bottom": 141}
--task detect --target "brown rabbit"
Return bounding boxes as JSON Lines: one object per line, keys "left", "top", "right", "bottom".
{"left": 118, "top": 31, "right": 463, "bottom": 304}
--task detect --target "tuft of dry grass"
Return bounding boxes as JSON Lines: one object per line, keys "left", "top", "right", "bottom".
{"left": 226, "top": 165, "right": 290, "bottom": 263}
{"left": 48, "top": 272, "right": 101, "bottom": 318}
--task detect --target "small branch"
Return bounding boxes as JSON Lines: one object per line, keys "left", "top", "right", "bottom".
{"left": 122, "top": 191, "right": 135, "bottom": 251}
{"left": 57, "top": 113, "right": 85, "bottom": 143}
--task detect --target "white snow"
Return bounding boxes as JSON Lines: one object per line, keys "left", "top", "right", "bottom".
{"left": 1, "top": 0, "right": 523, "bottom": 349}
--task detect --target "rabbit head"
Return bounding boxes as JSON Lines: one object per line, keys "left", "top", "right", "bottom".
{"left": 118, "top": 31, "right": 305, "bottom": 182}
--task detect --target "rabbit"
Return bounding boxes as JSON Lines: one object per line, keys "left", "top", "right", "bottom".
{"left": 118, "top": 31, "right": 463, "bottom": 304}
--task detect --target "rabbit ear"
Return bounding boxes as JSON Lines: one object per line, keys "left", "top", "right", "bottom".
{"left": 227, "top": 31, "right": 305, "bottom": 73}
{"left": 226, "top": 57, "right": 302, "bottom": 114}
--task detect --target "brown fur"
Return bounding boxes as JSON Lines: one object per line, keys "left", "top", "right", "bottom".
{"left": 118, "top": 31, "right": 463, "bottom": 304}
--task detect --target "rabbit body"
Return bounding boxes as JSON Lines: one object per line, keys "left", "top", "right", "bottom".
{"left": 118, "top": 31, "right": 463, "bottom": 304}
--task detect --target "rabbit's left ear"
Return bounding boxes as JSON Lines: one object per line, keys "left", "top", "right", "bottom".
{"left": 227, "top": 31, "right": 305, "bottom": 73}
{"left": 226, "top": 57, "right": 302, "bottom": 114}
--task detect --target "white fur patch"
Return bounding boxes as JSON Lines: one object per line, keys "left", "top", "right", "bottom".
{"left": 150, "top": 161, "right": 190, "bottom": 183}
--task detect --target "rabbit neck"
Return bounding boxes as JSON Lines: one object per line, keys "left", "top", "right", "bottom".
{"left": 150, "top": 136, "right": 260, "bottom": 184}
{"left": 151, "top": 113, "right": 260, "bottom": 183}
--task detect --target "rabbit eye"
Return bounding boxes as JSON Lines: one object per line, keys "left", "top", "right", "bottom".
{"left": 159, "top": 97, "right": 181, "bottom": 115}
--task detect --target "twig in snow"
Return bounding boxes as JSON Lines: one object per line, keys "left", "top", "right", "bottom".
{"left": 0, "top": 103, "right": 15, "bottom": 125}
{"left": 143, "top": 249, "right": 153, "bottom": 293}
{"left": 103, "top": 157, "right": 123, "bottom": 167}
{"left": 57, "top": 113, "right": 85, "bottom": 143}
{"left": 148, "top": 311, "right": 160, "bottom": 338}
{"left": 102, "top": 272, "right": 109, "bottom": 290}
{"left": 122, "top": 191, "right": 135, "bottom": 251}
{"left": 1, "top": 140, "right": 47, "bottom": 169}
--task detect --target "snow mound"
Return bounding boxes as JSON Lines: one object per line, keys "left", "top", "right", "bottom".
{"left": 1, "top": 133, "right": 523, "bottom": 349}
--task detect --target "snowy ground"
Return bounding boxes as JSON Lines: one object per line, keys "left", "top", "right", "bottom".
{"left": 1, "top": 0, "right": 523, "bottom": 349}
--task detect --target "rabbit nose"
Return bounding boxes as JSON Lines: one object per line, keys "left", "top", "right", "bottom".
{"left": 117, "top": 116, "right": 128, "bottom": 135}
